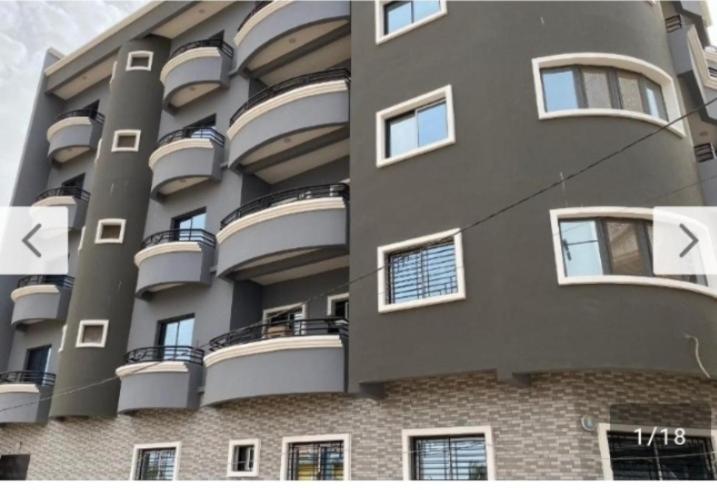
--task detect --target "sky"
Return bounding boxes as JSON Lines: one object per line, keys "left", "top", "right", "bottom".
{"left": 2, "top": 1, "right": 717, "bottom": 205}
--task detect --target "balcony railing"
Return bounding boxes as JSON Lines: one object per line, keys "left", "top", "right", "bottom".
{"left": 208, "top": 318, "right": 348, "bottom": 352}
{"left": 17, "top": 275, "right": 74, "bottom": 289}
{"left": 229, "top": 68, "right": 351, "bottom": 125}
{"left": 0, "top": 370, "right": 55, "bottom": 387}
{"left": 665, "top": 15, "right": 683, "bottom": 33}
{"left": 236, "top": 1, "right": 272, "bottom": 34}
{"left": 169, "top": 38, "right": 234, "bottom": 60}
{"left": 156, "top": 126, "right": 225, "bottom": 147}
{"left": 124, "top": 345, "right": 204, "bottom": 365}
{"left": 141, "top": 229, "right": 217, "bottom": 249}
{"left": 220, "top": 183, "right": 349, "bottom": 229}
{"left": 56, "top": 108, "right": 105, "bottom": 124}
{"left": 35, "top": 186, "right": 90, "bottom": 202}
{"left": 695, "top": 143, "right": 716, "bottom": 162}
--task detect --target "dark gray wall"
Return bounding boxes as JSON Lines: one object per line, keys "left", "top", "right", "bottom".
{"left": 348, "top": 1, "right": 716, "bottom": 390}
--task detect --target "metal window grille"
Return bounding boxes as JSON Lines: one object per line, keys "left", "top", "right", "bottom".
{"left": 387, "top": 239, "right": 458, "bottom": 304}
{"left": 135, "top": 448, "right": 176, "bottom": 481}
{"left": 287, "top": 441, "right": 344, "bottom": 480}
{"left": 411, "top": 435, "right": 488, "bottom": 480}
{"left": 608, "top": 432, "right": 716, "bottom": 480}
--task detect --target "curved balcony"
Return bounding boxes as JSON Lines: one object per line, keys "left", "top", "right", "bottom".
{"left": 47, "top": 109, "right": 104, "bottom": 163}
{"left": 32, "top": 187, "right": 90, "bottom": 231}
{"left": 10, "top": 275, "right": 73, "bottom": 328}
{"left": 203, "top": 318, "right": 347, "bottom": 405}
{"left": 148, "top": 127, "right": 224, "bottom": 198}
{"left": 134, "top": 229, "right": 216, "bottom": 297}
{"left": 160, "top": 38, "right": 234, "bottom": 109}
{"left": 227, "top": 68, "right": 349, "bottom": 183}
{"left": 0, "top": 371, "right": 55, "bottom": 424}
{"left": 234, "top": 0, "right": 350, "bottom": 85}
{"left": 116, "top": 346, "right": 204, "bottom": 413}
{"left": 217, "top": 184, "right": 349, "bottom": 283}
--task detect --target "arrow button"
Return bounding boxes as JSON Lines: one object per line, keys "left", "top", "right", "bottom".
{"left": 679, "top": 223, "right": 699, "bottom": 258}
{"left": 22, "top": 223, "right": 42, "bottom": 258}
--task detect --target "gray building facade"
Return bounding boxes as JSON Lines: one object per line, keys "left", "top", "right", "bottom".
{"left": 0, "top": 0, "right": 716, "bottom": 481}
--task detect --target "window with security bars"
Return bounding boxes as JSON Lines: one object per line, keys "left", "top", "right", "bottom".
{"left": 387, "top": 239, "right": 458, "bottom": 304}
{"left": 411, "top": 435, "right": 488, "bottom": 480}
{"left": 607, "top": 432, "right": 716, "bottom": 480}
{"left": 286, "top": 441, "right": 344, "bottom": 480}
{"left": 134, "top": 447, "right": 177, "bottom": 480}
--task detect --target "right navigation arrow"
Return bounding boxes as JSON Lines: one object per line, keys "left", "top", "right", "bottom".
{"left": 679, "top": 223, "right": 699, "bottom": 258}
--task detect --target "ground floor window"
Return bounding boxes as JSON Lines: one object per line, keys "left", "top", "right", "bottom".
{"left": 286, "top": 440, "right": 345, "bottom": 480}
{"left": 133, "top": 445, "right": 178, "bottom": 480}
{"left": 410, "top": 434, "right": 488, "bottom": 480}
{"left": 607, "top": 431, "right": 716, "bottom": 480}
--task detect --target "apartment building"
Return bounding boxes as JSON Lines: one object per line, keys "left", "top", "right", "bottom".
{"left": 0, "top": 0, "right": 715, "bottom": 480}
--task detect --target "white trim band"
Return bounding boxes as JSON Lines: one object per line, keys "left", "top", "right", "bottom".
{"left": 0, "top": 383, "right": 40, "bottom": 395}
{"left": 234, "top": 0, "right": 293, "bottom": 47}
{"left": 134, "top": 241, "right": 202, "bottom": 267}
{"left": 11, "top": 284, "right": 60, "bottom": 302}
{"left": 148, "top": 138, "right": 214, "bottom": 170}
{"left": 47, "top": 116, "right": 91, "bottom": 141}
{"left": 32, "top": 195, "right": 77, "bottom": 208}
{"left": 204, "top": 335, "right": 342, "bottom": 368}
{"left": 160, "top": 47, "right": 221, "bottom": 84}
{"left": 115, "top": 361, "right": 189, "bottom": 378}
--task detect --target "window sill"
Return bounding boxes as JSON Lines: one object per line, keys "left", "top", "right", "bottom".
{"left": 377, "top": 137, "right": 455, "bottom": 168}
{"left": 378, "top": 291, "right": 466, "bottom": 313}
{"left": 559, "top": 275, "right": 717, "bottom": 300}
{"left": 540, "top": 108, "right": 684, "bottom": 137}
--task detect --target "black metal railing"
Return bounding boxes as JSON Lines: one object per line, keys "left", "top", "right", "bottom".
{"left": 229, "top": 68, "right": 350, "bottom": 125}
{"left": 56, "top": 109, "right": 105, "bottom": 124}
{"left": 208, "top": 318, "right": 348, "bottom": 352}
{"left": 141, "top": 229, "right": 217, "bottom": 249}
{"left": 156, "top": 126, "right": 225, "bottom": 147}
{"left": 220, "top": 183, "right": 349, "bottom": 229}
{"left": 35, "top": 186, "right": 90, "bottom": 202}
{"left": 169, "top": 37, "right": 234, "bottom": 60}
{"left": 124, "top": 345, "right": 204, "bottom": 365}
{"left": 665, "top": 15, "right": 683, "bottom": 33}
{"left": 695, "top": 143, "right": 716, "bottom": 162}
{"left": 0, "top": 370, "right": 55, "bottom": 386}
{"left": 236, "top": 1, "right": 272, "bottom": 34}
{"left": 17, "top": 275, "right": 74, "bottom": 289}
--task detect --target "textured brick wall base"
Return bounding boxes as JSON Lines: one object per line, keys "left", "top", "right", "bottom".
{"left": 0, "top": 371, "right": 715, "bottom": 479}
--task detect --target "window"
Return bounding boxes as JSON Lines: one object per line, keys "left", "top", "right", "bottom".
{"left": 76, "top": 320, "right": 108, "bottom": 348}
{"left": 327, "top": 293, "right": 349, "bottom": 318}
{"left": 62, "top": 174, "right": 85, "bottom": 190}
{"left": 604, "top": 431, "right": 716, "bottom": 480}
{"left": 0, "top": 455, "right": 30, "bottom": 480}
{"left": 111, "top": 130, "right": 141, "bottom": 152}
{"left": 557, "top": 216, "right": 707, "bottom": 285}
{"left": 281, "top": 435, "right": 349, "bottom": 480}
{"left": 131, "top": 443, "right": 179, "bottom": 480}
{"left": 377, "top": 85, "right": 455, "bottom": 167}
{"left": 533, "top": 54, "right": 683, "bottom": 135}
{"left": 126, "top": 51, "right": 153, "bottom": 71}
{"left": 402, "top": 427, "right": 495, "bottom": 480}
{"left": 376, "top": 0, "right": 447, "bottom": 43}
{"left": 227, "top": 439, "right": 259, "bottom": 477}
{"left": 171, "top": 209, "right": 207, "bottom": 241}
{"left": 95, "top": 218, "right": 126, "bottom": 244}
{"left": 262, "top": 304, "right": 306, "bottom": 338}
{"left": 378, "top": 229, "right": 465, "bottom": 313}
{"left": 24, "top": 345, "right": 50, "bottom": 372}
{"left": 157, "top": 316, "right": 194, "bottom": 361}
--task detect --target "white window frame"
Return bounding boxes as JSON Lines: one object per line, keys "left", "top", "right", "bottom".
{"left": 377, "top": 228, "right": 466, "bottom": 313}
{"left": 76, "top": 319, "right": 109, "bottom": 348}
{"left": 401, "top": 426, "right": 496, "bottom": 480}
{"left": 262, "top": 303, "right": 307, "bottom": 323}
{"left": 550, "top": 207, "right": 717, "bottom": 300}
{"left": 111, "top": 129, "right": 141, "bottom": 152}
{"left": 130, "top": 441, "right": 181, "bottom": 481}
{"left": 376, "top": 85, "right": 455, "bottom": 168}
{"left": 94, "top": 137, "right": 102, "bottom": 164}
{"left": 226, "top": 439, "right": 260, "bottom": 478}
{"left": 375, "top": 0, "right": 447, "bottom": 45}
{"left": 126, "top": 50, "right": 154, "bottom": 72}
{"left": 78, "top": 226, "right": 86, "bottom": 251}
{"left": 280, "top": 434, "right": 350, "bottom": 481}
{"left": 59, "top": 325, "right": 67, "bottom": 352}
{"left": 95, "top": 218, "right": 126, "bottom": 244}
{"left": 597, "top": 423, "right": 717, "bottom": 480}
{"left": 326, "top": 292, "right": 349, "bottom": 316}
{"left": 532, "top": 52, "right": 685, "bottom": 137}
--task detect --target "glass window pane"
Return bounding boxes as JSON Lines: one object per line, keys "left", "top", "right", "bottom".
{"left": 583, "top": 68, "right": 612, "bottom": 108}
{"left": 559, "top": 220, "right": 603, "bottom": 276}
{"left": 387, "top": 112, "right": 418, "bottom": 157}
{"left": 176, "top": 318, "right": 194, "bottom": 346}
{"left": 417, "top": 101, "right": 448, "bottom": 147}
{"left": 385, "top": 1, "right": 412, "bottom": 34}
{"left": 605, "top": 221, "right": 648, "bottom": 276}
{"left": 618, "top": 72, "right": 643, "bottom": 113}
{"left": 414, "top": 0, "right": 441, "bottom": 22}
{"left": 412, "top": 436, "right": 487, "bottom": 480}
{"left": 542, "top": 68, "right": 580, "bottom": 112}
{"left": 644, "top": 79, "right": 667, "bottom": 119}
{"left": 388, "top": 240, "right": 457, "bottom": 304}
